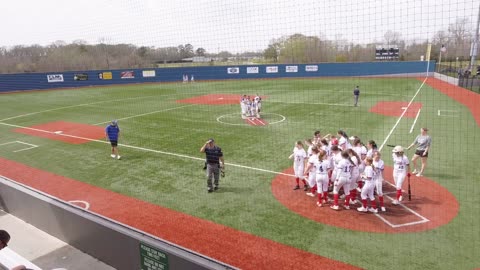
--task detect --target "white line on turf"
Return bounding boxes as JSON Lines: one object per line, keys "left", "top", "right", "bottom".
{"left": 0, "top": 95, "right": 158, "bottom": 122}
{"left": 409, "top": 108, "right": 422, "bottom": 134}
{"left": 93, "top": 104, "right": 196, "bottom": 125}
{"left": 0, "top": 141, "right": 39, "bottom": 152}
{"left": 378, "top": 77, "right": 427, "bottom": 151}
{"left": 0, "top": 121, "right": 295, "bottom": 177}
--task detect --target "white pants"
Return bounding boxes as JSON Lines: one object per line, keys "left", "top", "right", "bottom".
{"left": 294, "top": 164, "right": 305, "bottom": 179}
{"left": 316, "top": 173, "right": 329, "bottom": 192}
{"left": 361, "top": 180, "right": 376, "bottom": 200}
{"left": 307, "top": 171, "right": 316, "bottom": 187}
{"left": 375, "top": 174, "right": 384, "bottom": 196}
{"left": 393, "top": 170, "right": 406, "bottom": 190}
{"left": 333, "top": 176, "right": 351, "bottom": 195}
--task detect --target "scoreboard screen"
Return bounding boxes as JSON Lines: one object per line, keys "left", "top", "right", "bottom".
{"left": 375, "top": 46, "right": 399, "bottom": 60}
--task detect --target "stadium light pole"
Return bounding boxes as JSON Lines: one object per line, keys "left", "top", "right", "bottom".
{"left": 469, "top": 3, "right": 480, "bottom": 71}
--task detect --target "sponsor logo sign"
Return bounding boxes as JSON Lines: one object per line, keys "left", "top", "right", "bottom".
{"left": 305, "top": 65, "right": 318, "bottom": 72}
{"left": 47, "top": 74, "right": 64, "bottom": 83}
{"left": 227, "top": 67, "right": 240, "bottom": 74}
{"left": 142, "top": 70, "right": 156, "bottom": 77}
{"left": 120, "top": 71, "right": 135, "bottom": 79}
{"left": 286, "top": 66, "right": 298, "bottom": 73}
{"left": 266, "top": 66, "right": 278, "bottom": 73}
{"left": 98, "top": 72, "right": 112, "bottom": 80}
{"left": 73, "top": 73, "right": 88, "bottom": 81}
{"left": 246, "top": 67, "right": 259, "bottom": 74}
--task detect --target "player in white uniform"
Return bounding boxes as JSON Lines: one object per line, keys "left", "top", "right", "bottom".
{"left": 352, "top": 138, "right": 367, "bottom": 191}
{"left": 289, "top": 141, "right": 307, "bottom": 190}
{"left": 331, "top": 151, "right": 354, "bottom": 210}
{"left": 366, "top": 140, "right": 378, "bottom": 159}
{"left": 304, "top": 146, "right": 319, "bottom": 196}
{"left": 329, "top": 145, "right": 342, "bottom": 185}
{"left": 315, "top": 149, "right": 331, "bottom": 207}
{"left": 347, "top": 149, "right": 361, "bottom": 205}
{"left": 254, "top": 95, "right": 262, "bottom": 117}
{"left": 373, "top": 151, "right": 386, "bottom": 212}
{"left": 240, "top": 95, "right": 247, "bottom": 119}
{"left": 357, "top": 157, "right": 378, "bottom": 213}
{"left": 337, "top": 130, "right": 352, "bottom": 150}
{"left": 391, "top": 145, "right": 411, "bottom": 205}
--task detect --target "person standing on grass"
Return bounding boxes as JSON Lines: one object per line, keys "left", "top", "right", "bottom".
{"left": 200, "top": 138, "right": 224, "bottom": 193}
{"left": 407, "top": 127, "right": 431, "bottom": 177}
{"left": 391, "top": 146, "right": 411, "bottom": 205}
{"left": 105, "top": 120, "right": 120, "bottom": 160}
{"left": 353, "top": 86, "right": 360, "bottom": 107}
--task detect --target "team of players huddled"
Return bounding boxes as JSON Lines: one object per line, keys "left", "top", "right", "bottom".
{"left": 289, "top": 130, "right": 411, "bottom": 213}
{"left": 240, "top": 95, "right": 262, "bottom": 119}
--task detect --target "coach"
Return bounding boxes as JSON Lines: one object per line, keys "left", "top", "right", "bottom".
{"left": 200, "top": 138, "right": 225, "bottom": 193}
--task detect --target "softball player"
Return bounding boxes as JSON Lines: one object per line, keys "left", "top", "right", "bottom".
{"left": 373, "top": 151, "right": 386, "bottom": 211}
{"left": 304, "top": 146, "right": 320, "bottom": 196}
{"left": 315, "top": 149, "right": 331, "bottom": 206}
{"left": 337, "top": 130, "right": 352, "bottom": 150}
{"left": 357, "top": 157, "right": 378, "bottom": 213}
{"left": 347, "top": 149, "right": 361, "bottom": 205}
{"left": 329, "top": 145, "right": 342, "bottom": 184}
{"left": 391, "top": 145, "right": 410, "bottom": 205}
{"left": 289, "top": 141, "right": 307, "bottom": 190}
{"left": 240, "top": 95, "right": 247, "bottom": 119}
{"left": 366, "top": 140, "right": 378, "bottom": 159}
{"left": 331, "top": 150, "right": 353, "bottom": 211}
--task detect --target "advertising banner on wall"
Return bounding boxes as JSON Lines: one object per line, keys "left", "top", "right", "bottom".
{"left": 305, "top": 65, "right": 318, "bottom": 72}
{"left": 227, "top": 67, "right": 240, "bottom": 74}
{"left": 98, "top": 72, "right": 113, "bottom": 80}
{"left": 266, "top": 66, "right": 278, "bottom": 73}
{"left": 47, "top": 74, "right": 64, "bottom": 82}
{"left": 286, "top": 66, "right": 298, "bottom": 73}
{"left": 246, "top": 67, "right": 259, "bottom": 74}
{"left": 142, "top": 70, "right": 156, "bottom": 77}
{"left": 73, "top": 74, "right": 88, "bottom": 81}
{"left": 120, "top": 71, "right": 135, "bottom": 79}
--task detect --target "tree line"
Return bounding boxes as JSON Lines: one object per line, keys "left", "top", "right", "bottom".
{"left": 0, "top": 17, "right": 475, "bottom": 74}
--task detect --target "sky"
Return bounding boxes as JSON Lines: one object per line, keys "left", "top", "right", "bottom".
{"left": 1, "top": 0, "right": 479, "bottom": 53}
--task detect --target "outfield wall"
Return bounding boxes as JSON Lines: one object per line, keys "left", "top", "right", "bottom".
{"left": 0, "top": 61, "right": 435, "bottom": 92}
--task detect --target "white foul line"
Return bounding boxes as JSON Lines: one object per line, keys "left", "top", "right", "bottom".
{"left": 93, "top": 104, "right": 196, "bottom": 125}
{"left": 409, "top": 108, "right": 422, "bottom": 134}
{"left": 378, "top": 77, "right": 427, "bottom": 151}
{"left": 0, "top": 121, "right": 295, "bottom": 178}
{"left": 0, "top": 141, "right": 39, "bottom": 152}
{"left": 0, "top": 95, "right": 158, "bottom": 122}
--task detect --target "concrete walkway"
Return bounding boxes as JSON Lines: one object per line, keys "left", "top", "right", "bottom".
{"left": 0, "top": 210, "right": 115, "bottom": 270}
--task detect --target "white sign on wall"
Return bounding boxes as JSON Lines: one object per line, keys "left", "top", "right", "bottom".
{"left": 47, "top": 74, "right": 64, "bottom": 82}
{"left": 227, "top": 67, "right": 240, "bottom": 74}
{"left": 305, "top": 65, "right": 318, "bottom": 72}
{"left": 246, "top": 67, "right": 259, "bottom": 74}
{"left": 266, "top": 66, "right": 278, "bottom": 73}
{"left": 286, "top": 66, "right": 298, "bottom": 73}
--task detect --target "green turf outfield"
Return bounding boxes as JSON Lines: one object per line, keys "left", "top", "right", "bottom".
{"left": 0, "top": 78, "right": 478, "bottom": 269}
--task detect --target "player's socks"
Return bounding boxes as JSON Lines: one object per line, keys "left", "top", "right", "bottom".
{"left": 362, "top": 199, "right": 367, "bottom": 208}
{"left": 344, "top": 194, "right": 351, "bottom": 205}
{"left": 318, "top": 193, "right": 323, "bottom": 203}
{"left": 311, "top": 185, "right": 317, "bottom": 193}
{"left": 333, "top": 194, "right": 339, "bottom": 206}
{"left": 358, "top": 181, "right": 364, "bottom": 189}
{"left": 350, "top": 189, "right": 357, "bottom": 201}
{"left": 323, "top": 192, "right": 329, "bottom": 201}
{"left": 296, "top": 178, "right": 300, "bottom": 185}
{"left": 302, "top": 179, "right": 307, "bottom": 186}
{"left": 396, "top": 189, "right": 402, "bottom": 200}
{"left": 379, "top": 196, "right": 384, "bottom": 207}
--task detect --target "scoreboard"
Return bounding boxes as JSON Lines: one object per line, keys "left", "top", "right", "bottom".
{"left": 375, "top": 45, "right": 399, "bottom": 60}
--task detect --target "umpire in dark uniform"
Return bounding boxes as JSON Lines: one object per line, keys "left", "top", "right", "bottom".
{"left": 200, "top": 138, "right": 224, "bottom": 192}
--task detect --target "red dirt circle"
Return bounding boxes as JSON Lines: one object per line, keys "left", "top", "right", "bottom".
{"left": 271, "top": 166, "right": 459, "bottom": 233}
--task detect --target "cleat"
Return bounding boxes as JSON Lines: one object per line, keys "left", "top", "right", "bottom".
{"left": 330, "top": 205, "right": 340, "bottom": 211}
{"left": 392, "top": 199, "right": 399, "bottom": 205}
{"left": 399, "top": 195, "right": 403, "bottom": 202}
{"left": 356, "top": 187, "right": 362, "bottom": 192}
{"left": 303, "top": 185, "right": 309, "bottom": 191}
{"left": 316, "top": 202, "right": 322, "bottom": 207}
{"left": 306, "top": 192, "right": 315, "bottom": 197}
{"left": 368, "top": 207, "right": 378, "bottom": 213}
{"left": 214, "top": 186, "right": 219, "bottom": 191}
{"left": 110, "top": 154, "right": 116, "bottom": 158}
{"left": 207, "top": 188, "right": 213, "bottom": 193}
{"left": 322, "top": 199, "right": 329, "bottom": 204}
{"left": 412, "top": 169, "right": 418, "bottom": 174}
{"left": 381, "top": 207, "right": 386, "bottom": 212}
{"left": 357, "top": 206, "right": 368, "bottom": 212}
{"left": 343, "top": 205, "right": 350, "bottom": 210}
{"left": 350, "top": 199, "right": 359, "bottom": 205}
{"left": 293, "top": 185, "right": 300, "bottom": 190}
{"left": 339, "top": 194, "right": 345, "bottom": 199}
{"left": 416, "top": 173, "right": 423, "bottom": 177}
{"left": 117, "top": 155, "right": 121, "bottom": 160}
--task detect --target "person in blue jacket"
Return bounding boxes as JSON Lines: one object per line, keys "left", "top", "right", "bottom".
{"left": 105, "top": 120, "right": 121, "bottom": 160}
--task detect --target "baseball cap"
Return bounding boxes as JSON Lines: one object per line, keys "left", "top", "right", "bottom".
{"left": 208, "top": 138, "right": 215, "bottom": 143}
{"left": 111, "top": 120, "right": 118, "bottom": 126}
